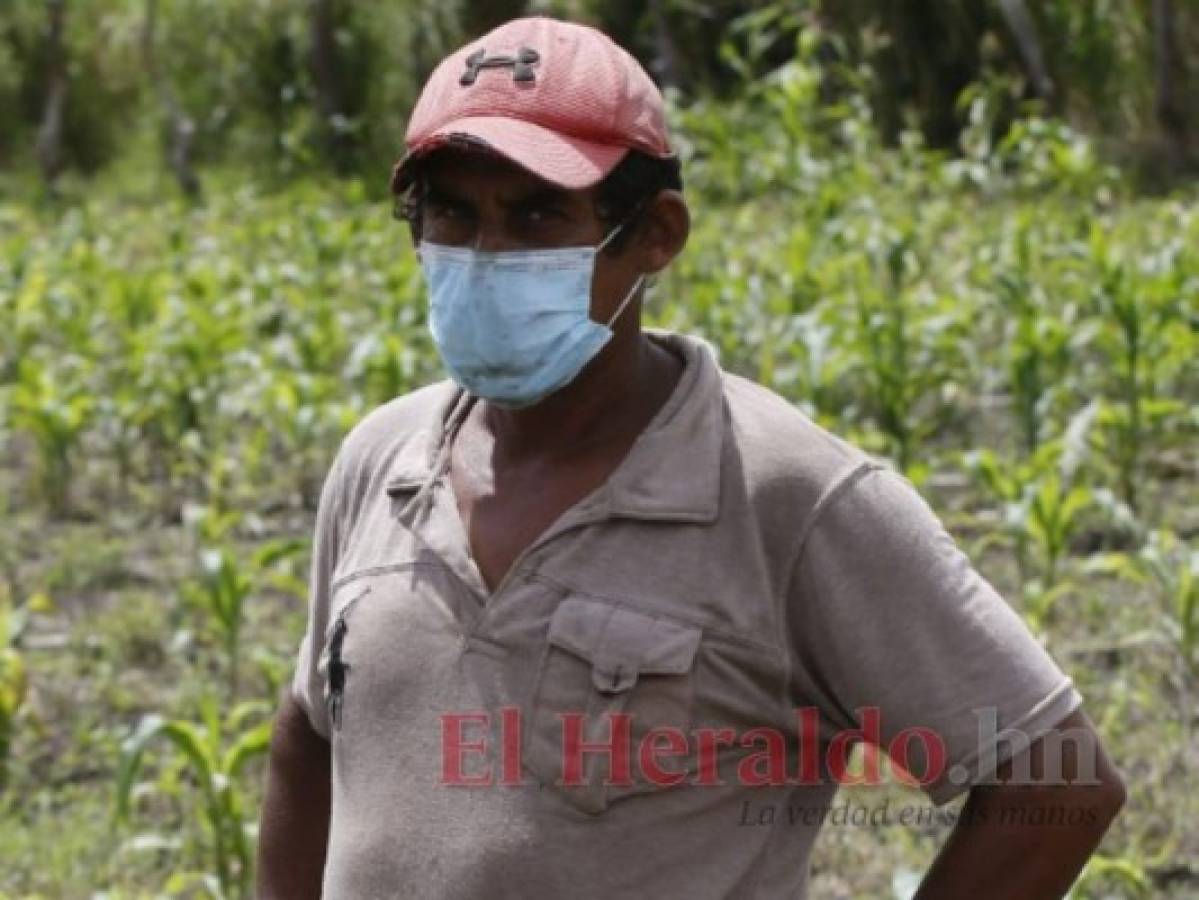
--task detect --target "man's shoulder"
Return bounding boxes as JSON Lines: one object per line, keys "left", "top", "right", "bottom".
{"left": 340, "top": 379, "right": 455, "bottom": 459}
{"left": 328, "top": 379, "right": 457, "bottom": 503}
{"left": 717, "top": 368, "right": 875, "bottom": 489}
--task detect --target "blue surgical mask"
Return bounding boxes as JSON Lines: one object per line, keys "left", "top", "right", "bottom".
{"left": 417, "top": 221, "right": 645, "bottom": 409}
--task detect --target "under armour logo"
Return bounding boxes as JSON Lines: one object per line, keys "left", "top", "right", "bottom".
{"left": 460, "top": 46, "right": 540, "bottom": 86}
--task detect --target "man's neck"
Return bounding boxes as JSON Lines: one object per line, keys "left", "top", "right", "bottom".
{"left": 475, "top": 330, "right": 682, "bottom": 466}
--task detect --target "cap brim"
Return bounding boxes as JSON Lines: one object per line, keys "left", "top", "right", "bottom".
{"left": 392, "top": 116, "right": 630, "bottom": 192}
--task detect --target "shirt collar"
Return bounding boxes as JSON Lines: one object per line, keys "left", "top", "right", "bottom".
{"left": 383, "top": 328, "right": 724, "bottom": 524}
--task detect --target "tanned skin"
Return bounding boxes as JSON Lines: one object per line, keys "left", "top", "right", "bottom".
{"left": 256, "top": 147, "right": 1124, "bottom": 898}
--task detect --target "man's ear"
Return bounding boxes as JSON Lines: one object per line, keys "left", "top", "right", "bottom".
{"left": 394, "top": 181, "right": 424, "bottom": 248}
{"left": 636, "top": 189, "right": 690, "bottom": 274}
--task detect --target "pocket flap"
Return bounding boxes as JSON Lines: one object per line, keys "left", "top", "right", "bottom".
{"left": 547, "top": 597, "right": 702, "bottom": 693}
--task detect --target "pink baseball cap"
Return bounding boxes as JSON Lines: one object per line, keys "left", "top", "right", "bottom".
{"left": 390, "top": 16, "right": 675, "bottom": 193}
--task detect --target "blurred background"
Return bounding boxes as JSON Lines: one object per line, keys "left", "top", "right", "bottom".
{"left": 0, "top": 2, "right": 1196, "bottom": 898}
{"left": 1, "top": 0, "right": 1197, "bottom": 194}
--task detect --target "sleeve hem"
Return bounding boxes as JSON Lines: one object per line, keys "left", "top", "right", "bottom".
{"left": 291, "top": 649, "right": 333, "bottom": 741}
{"left": 925, "top": 678, "right": 1085, "bottom": 806}
{"left": 291, "top": 683, "right": 332, "bottom": 741}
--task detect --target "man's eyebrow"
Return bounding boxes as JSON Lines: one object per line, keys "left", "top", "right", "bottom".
{"left": 422, "top": 180, "right": 576, "bottom": 209}
{"left": 423, "top": 182, "right": 472, "bottom": 206}
{"left": 510, "top": 186, "right": 572, "bottom": 208}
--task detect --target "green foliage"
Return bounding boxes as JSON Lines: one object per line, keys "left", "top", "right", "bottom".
{"left": 1068, "top": 853, "right": 1153, "bottom": 899}
{"left": 6, "top": 357, "right": 93, "bottom": 516}
{"left": 0, "top": 12, "right": 1195, "bottom": 896}
{"left": 1033, "top": 0, "right": 1152, "bottom": 137}
{"left": 1092, "top": 531, "right": 1199, "bottom": 677}
{"left": 0, "top": 0, "right": 143, "bottom": 172}
{"left": 963, "top": 421, "right": 1099, "bottom": 631}
{"left": 5, "top": 1, "right": 1194, "bottom": 189}
{"left": 180, "top": 538, "right": 306, "bottom": 702}
{"left": 1086, "top": 224, "right": 1193, "bottom": 514}
{"left": 116, "top": 694, "right": 272, "bottom": 899}
{"left": 0, "top": 597, "right": 28, "bottom": 791}
{"left": 1, "top": 177, "right": 439, "bottom": 519}
{"left": 180, "top": 550, "right": 253, "bottom": 703}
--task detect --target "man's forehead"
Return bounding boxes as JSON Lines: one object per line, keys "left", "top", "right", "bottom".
{"left": 421, "top": 145, "right": 594, "bottom": 202}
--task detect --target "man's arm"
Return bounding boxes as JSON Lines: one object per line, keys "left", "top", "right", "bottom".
{"left": 258, "top": 439, "right": 346, "bottom": 896}
{"left": 256, "top": 685, "right": 332, "bottom": 900}
{"left": 915, "top": 708, "right": 1126, "bottom": 899}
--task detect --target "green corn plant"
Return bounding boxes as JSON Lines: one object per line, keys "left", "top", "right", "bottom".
{"left": 1092, "top": 251, "right": 1146, "bottom": 515}
{"left": 1094, "top": 531, "right": 1199, "bottom": 677}
{"left": 1067, "top": 853, "right": 1152, "bottom": 898}
{"left": 960, "top": 390, "right": 1095, "bottom": 576}
{"left": 345, "top": 331, "right": 422, "bottom": 417}
{"left": 251, "top": 537, "right": 310, "bottom": 604}
{"left": 1065, "top": 792, "right": 1184, "bottom": 900}
{"left": 993, "top": 219, "right": 1076, "bottom": 455}
{"left": 135, "top": 286, "right": 248, "bottom": 502}
{"left": 1024, "top": 471, "right": 1092, "bottom": 592}
{"left": 955, "top": 62, "right": 1027, "bottom": 185}
{"left": 847, "top": 231, "right": 965, "bottom": 481}
{"left": 180, "top": 538, "right": 308, "bottom": 702}
{"left": 962, "top": 446, "right": 1036, "bottom": 581}
{"left": 788, "top": 308, "right": 854, "bottom": 431}
{"left": 0, "top": 597, "right": 28, "bottom": 792}
{"left": 93, "top": 379, "right": 153, "bottom": 507}
{"left": 116, "top": 694, "right": 272, "bottom": 900}
{"left": 963, "top": 415, "right": 1095, "bottom": 630}
{"left": 182, "top": 501, "right": 245, "bottom": 551}
{"left": 88, "top": 268, "right": 165, "bottom": 502}
{"left": 256, "top": 369, "right": 341, "bottom": 509}
{"left": 1005, "top": 303, "right": 1072, "bottom": 455}
{"left": 7, "top": 357, "right": 94, "bottom": 517}
{"left": 180, "top": 549, "right": 252, "bottom": 703}
{"left": 1089, "top": 228, "right": 1189, "bottom": 515}
{"left": 988, "top": 473, "right": 1090, "bottom": 634}
{"left": 1143, "top": 534, "right": 1199, "bottom": 677}
{"left": 1017, "top": 472, "right": 1092, "bottom": 630}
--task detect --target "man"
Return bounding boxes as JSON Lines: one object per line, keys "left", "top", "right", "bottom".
{"left": 257, "top": 16, "right": 1125, "bottom": 899}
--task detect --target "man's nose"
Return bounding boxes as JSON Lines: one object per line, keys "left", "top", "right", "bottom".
{"left": 470, "top": 219, "right": 524, "bottom": 252}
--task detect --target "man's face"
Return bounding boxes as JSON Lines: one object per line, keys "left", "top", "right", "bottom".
{"left": 410, "top": 146, "right": 649, "bottom": 332}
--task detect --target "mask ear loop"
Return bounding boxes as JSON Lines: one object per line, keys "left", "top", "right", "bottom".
{"left": 596, "top": 220, "right": 625, "bottom": 253}
{"left": 605, "top": 273, "right": 645, "bottom": 328}
{"left": 596, "top": 200, "right": 649, "bottom": 328}
{"left": 595, "top": 198, "right": 647, "bottom": 254}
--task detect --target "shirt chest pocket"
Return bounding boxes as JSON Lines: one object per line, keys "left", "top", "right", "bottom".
{"left": 523, "top": 596, "right": 703, "bottom": 815}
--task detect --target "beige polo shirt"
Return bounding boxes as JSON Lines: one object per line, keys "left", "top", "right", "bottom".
{"left": 291, "top": 328, "right": 1082, "bottom": 899}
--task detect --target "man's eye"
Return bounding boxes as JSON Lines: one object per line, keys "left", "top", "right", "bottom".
{"left": 519, "top": 206, "right": 563, "bottom": 227}
{"left": 427, "top": 197, "right": 468, "bottom": 220}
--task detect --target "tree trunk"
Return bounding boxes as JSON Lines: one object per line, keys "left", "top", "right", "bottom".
{"left": 34, "top": 0, "right": 68, "bottom": 187}
{"left": 309, "top": 0, "right": 352, "bottom": 171}
{"left": 650, "top": 0, "right": 682, "bottom": 90}
{"left": 142, "top": 0, "right": 201, "bottom": 197}
{"left": 997, "top": 0, "right": 1054, "bottom": 103}
{"left": 1152, "top": 0, "right": 1191, "bottom": 170}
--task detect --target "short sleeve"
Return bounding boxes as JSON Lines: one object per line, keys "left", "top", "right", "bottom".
{"left": 290, "top": 447, "right": 348, "bottom": 741}
{"left": 787, "top": 462, "right": 1083, "bottom": 805}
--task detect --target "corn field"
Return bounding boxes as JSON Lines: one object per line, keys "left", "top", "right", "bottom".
{"left": 0, "top": 26, "right": 1196, "bottom": 900}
